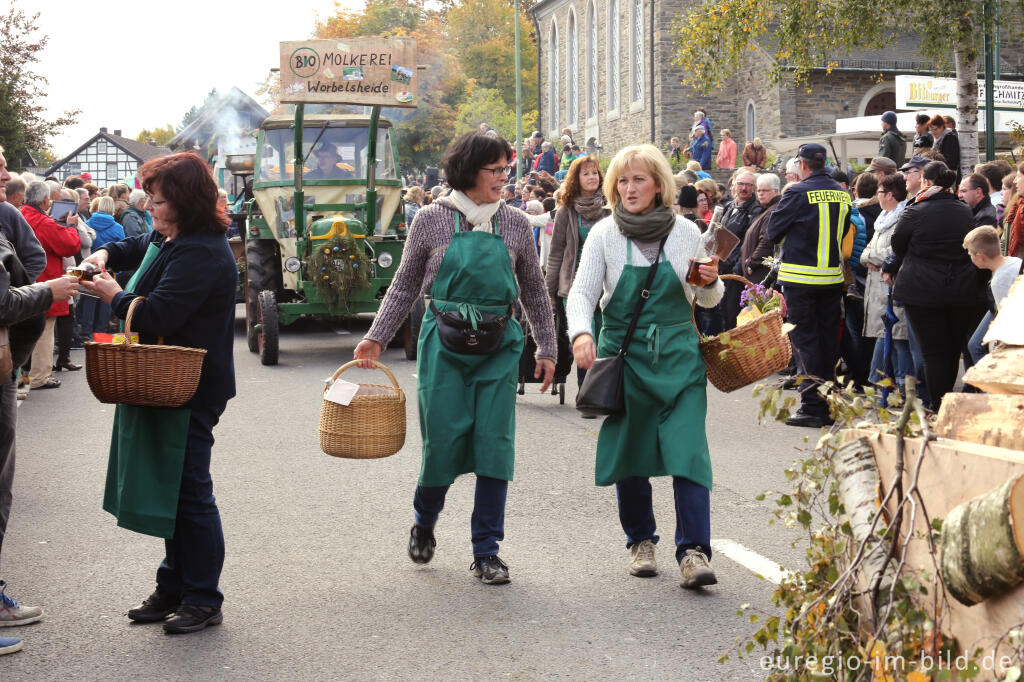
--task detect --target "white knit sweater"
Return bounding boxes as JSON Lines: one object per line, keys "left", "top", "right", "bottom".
{"left": 566, "top": 214, "right": 725, "bottom": 340}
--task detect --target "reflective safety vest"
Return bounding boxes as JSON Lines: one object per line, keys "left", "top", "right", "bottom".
{"left": 765, "top": 171, "right": 852, "bottom": 287}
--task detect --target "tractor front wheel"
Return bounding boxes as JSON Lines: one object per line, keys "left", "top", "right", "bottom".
{"left": 257, "top": 290, "right": 279, "bottom": 366}
{"left": 246, "top": 240, "right": 280, "bottom": 353}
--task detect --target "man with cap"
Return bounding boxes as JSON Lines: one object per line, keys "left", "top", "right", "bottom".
{"left": 765, "top": 143, "right": 853, "bottom": 428}
{"left": 900, "top": 156, "right": 929, "bottom": 201}
{"left": 878, "top": 111, "right": 907, "bottom": 167}
{"left": 306, "top": 142, "right": 352, "bottom": 180}
{"left": 866, "top": 157, "right": 897, "bottom": 180}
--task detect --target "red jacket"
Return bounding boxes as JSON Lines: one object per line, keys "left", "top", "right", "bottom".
{"left": 21, "top": 204, "right": 81, "bottom": 317}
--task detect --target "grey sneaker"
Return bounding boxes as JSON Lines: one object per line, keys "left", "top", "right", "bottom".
{"left": 679, "top": 549, "right": 717, "bottom": 588}
{"left": 628, "top": 539, "right": 658, "bottom": 577}
{"left": 470, "top": 555, "right": 510, "bottom": 585}
{"left": 0, "top": 582, "right": 43, "bottom": 627}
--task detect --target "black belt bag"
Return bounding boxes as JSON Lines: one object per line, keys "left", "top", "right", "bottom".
{"left": 429, "top": 300, "right": 512, "bottom": 355}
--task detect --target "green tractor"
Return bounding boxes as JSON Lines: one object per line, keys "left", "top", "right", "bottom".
{"left": 241, "top": 105, "right": 411, "bottom": 364}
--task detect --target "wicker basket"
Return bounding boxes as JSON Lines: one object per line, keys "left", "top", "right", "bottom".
{"left": 319, "top": 360, "right": 406, "bottom": 459}
{"left": 84, "top": 296, "right": 207, "bottom": 407}
{"left": 699, "top": 275, "right": 792, "bottom": 393}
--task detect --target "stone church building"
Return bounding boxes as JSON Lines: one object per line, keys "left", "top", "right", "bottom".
{"left": 529, "top": 0, "right": 1024, "bottom": 156}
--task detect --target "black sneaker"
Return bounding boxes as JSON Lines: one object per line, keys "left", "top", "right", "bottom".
{"left": 785, "top": 411, "right": 835, "bottom": 428}
{"left": 470, "top": 555, "right": 510, "bottom": 585}
{"left": 408, "top": 524, "right": 436, "bottom": 564}
{"left": 163, "top": 604, "right": 223, "bottom": 634}
{"left": 127, "top": 591, "right": 180, "bottom": 623}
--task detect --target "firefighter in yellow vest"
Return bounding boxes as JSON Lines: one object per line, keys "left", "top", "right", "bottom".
{"left": 765, "top": 143, "right": 853, "bottom": 428}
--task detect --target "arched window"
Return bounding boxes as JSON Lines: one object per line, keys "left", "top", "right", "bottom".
{"left": 567, "top": 10, "right": 578, "bottom": 126}
{"left": 586, "top": 1, "right": 598, "bottom": 120}
{"left": 606, "top": 0, "right": 620, "bottom": 112}
{"left": 549, "top": 21, "right": 559, "bottom": 135}
{"left": 630, "top": 0, "right": 644, "bottom": 105}
{"left": 745, "top": 100, "right": 756, "bottom": 141}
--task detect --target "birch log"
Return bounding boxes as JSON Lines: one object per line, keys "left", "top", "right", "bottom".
{"left": 940, "top": 475, "right": 1024, "bottom": 606}
{"left": 832, "top": 438, "right": 894, "bottom": 598}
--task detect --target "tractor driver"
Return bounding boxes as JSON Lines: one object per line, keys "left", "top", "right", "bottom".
{"left": 306, "top": 142, "right": 355, "bottom": 180}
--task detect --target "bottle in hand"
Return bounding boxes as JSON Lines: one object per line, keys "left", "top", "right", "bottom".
{"left": 66, "top": 263, "right": 100, "bottom": 281}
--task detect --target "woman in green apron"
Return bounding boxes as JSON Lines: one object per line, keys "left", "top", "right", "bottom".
{"left": 355, "top": 133, "right": 557, "bottom": 585}
{"left": 545, "top": 155, "right": 610, "bottom": 395}
{"left": 81, "top": 152, "right": 238, "bottom": 632}
{"left": 566, "top": 144, "right": 725, "bottom": 588}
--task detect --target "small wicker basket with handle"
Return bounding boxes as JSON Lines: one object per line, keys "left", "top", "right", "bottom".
{"left": 84, "top": 296, "right": 207, "bottom": 407}
{"left": 319, "top": 360, "right": 406, "bottom": 459}
{"left": 699, "top": 274, "right": 792, "bottom": 393}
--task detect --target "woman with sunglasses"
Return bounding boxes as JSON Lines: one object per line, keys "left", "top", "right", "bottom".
{"left": 354, "top": 132, "right": 556, "bottom": 586}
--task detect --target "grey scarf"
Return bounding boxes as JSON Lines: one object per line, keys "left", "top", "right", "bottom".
{"left": 613, "top": 202, "right": 676, "bottom": 241}
{"left": 573, "top": 192, "right": 607, "bottom": 222}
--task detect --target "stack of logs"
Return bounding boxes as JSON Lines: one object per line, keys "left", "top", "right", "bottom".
{"left": 934, "top": 273, "right": 1024, "bottom": 607}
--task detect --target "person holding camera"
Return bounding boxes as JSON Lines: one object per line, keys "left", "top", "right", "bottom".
{"left": 18, "top": 181, "right": 81, "bottom": 391}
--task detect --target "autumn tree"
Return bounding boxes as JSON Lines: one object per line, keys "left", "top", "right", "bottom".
{"left": 135, "top": 125, "right": 176, "bottom": 147}
{"left": 0, "top": 2, "right": 78, "bottom": 172}
{"left": 672, "top": 0, "right": 1023, "bottom": 173}
{"left": 447, "top": 0, "right": 538, "bottom": 113}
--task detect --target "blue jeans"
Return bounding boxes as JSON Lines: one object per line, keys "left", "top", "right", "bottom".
{"left": 155, "top": 405, "right": 226, "bottom": 608}
{"left": 968, "top": 311, "right": 993, "bottom": 364}
{"left": 869, "top": 337, "right": 913, "bottom": 390}
{"left": 76, "top": 295, "right": 110, "bottom": 340}
{"left": 903, "top": 318, "right": 931, "bottom": 407}
{"left": 413, "top": 476, "right": 508, "bottom": 557}
{"left": 615, "top": 476, "right": 711, "bottom": 563}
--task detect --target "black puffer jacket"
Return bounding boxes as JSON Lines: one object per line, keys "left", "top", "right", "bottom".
{"left": 886, "top": 191, "right": 989, "bottom": 307}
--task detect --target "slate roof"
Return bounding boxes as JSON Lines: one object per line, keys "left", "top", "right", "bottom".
{"left": 166, "top": 87, "right": 269, "bottom": 150}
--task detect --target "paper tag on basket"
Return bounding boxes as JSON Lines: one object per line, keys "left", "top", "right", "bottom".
{"left": 112, "top": 332, "right": 139, "bottom": 344}
{"left": 324, "top": 379, "right": 360, "bottom": 406}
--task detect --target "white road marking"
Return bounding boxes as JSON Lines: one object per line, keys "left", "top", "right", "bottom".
{"left": 334, "top": 328, "right": 351, "bottom": 335}
{"left": 711, "top": 538, "right": 790, "bottom": 585}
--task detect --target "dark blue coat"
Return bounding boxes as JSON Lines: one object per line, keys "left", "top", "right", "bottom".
{"left": 102, "top": 230, "right": 237, "bottom": 410}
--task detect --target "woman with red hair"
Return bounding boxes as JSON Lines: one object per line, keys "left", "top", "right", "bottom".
{"left": 81, "top": 152, "right": 237, "bottom": 635}
{"left": 927, "top": 114, "right": 961, "bottom": 182}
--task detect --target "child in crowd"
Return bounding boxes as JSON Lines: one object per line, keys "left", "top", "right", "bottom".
{"left": 964, "top": 225, "right": 1022, "bottom": 362}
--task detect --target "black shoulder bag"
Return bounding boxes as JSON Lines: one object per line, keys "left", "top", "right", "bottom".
{"left": 429, "top": 209, "right": 514, "bottom": 355}
{"left": 576, "top": 236, "right": 666, "bottom": 417}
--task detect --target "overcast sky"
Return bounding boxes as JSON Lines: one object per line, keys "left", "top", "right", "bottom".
{"left": 29, "top": 0, "right": 363, "bottom": 157}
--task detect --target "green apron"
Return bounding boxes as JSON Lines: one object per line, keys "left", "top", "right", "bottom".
{"left": 102, "top": 242, "right": 191, "bottom": 538}
{"left": 594, "top": 240, "right": 712, "bottom": 489}
{"left": 416, "top": 212, "right": 524, "bottom": 487}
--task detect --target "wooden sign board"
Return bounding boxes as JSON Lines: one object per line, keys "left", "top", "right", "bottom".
{"left": 279, "top": 37, "right": 418, "bottom": 108}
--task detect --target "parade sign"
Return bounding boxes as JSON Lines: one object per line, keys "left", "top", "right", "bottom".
{"left": 279, "top": 37, "right": 418, "bottom": 108}
{"left": 896, "top": 75, "right": 1024, "bottom": 112}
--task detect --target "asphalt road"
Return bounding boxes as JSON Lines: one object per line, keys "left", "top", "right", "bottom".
{"left": 4, "top": 308, "right": 817, "bottom": 680}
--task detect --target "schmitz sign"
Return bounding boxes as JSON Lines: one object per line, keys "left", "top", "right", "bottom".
{"left": 896, "top": 74, "right": 1024, "bottom": 112}
{"left": 280, "top": 37, "right": 418, "bottom": 108}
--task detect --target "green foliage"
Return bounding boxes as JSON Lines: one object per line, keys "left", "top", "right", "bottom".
{"left": 135, "top": 125, "right": 176, "bottom": 147}
{"left": 0, "top": 1, "right": 78, "bottom": 171}
{"left": 306, "top": 235, "right": 372, "bottom": 312}
{"left": 454, "top": 87, "right": 538, "bottom": 142}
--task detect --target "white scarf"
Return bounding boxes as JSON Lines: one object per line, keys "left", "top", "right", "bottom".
{"left": 449, "top": 190, "right": 501, "bottom": 232}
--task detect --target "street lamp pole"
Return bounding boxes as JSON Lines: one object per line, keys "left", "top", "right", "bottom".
{"left": 515, "top": 0, "right": 523, "bottom": 182}
{"left": 984, "top": 0, "right": 996, "bottom": 161}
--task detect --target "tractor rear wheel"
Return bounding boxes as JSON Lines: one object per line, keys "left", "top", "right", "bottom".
{"left": 257, "top": 290, "right": 279, "bottom": 366}
{"left": 246, "top": 240, "right": 280, "bottom": 353}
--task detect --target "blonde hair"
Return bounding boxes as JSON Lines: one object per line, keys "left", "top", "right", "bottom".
{"left": 963, "top": 225, "right": 1001, "bottom": 259}
{"left": 695, "top": 177, "right": 721, "bottom": 204}
{"left": 93, "top": 196, "right": 116, "bottom": 215}
{"left": 404, "top": 186, "right": 425, "bottom": 204}
{"left": 685, "top": 160, "right": 702, "bottom": 172}
{"left": 602, "top": 144, "right": 676, "bottom": 209}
